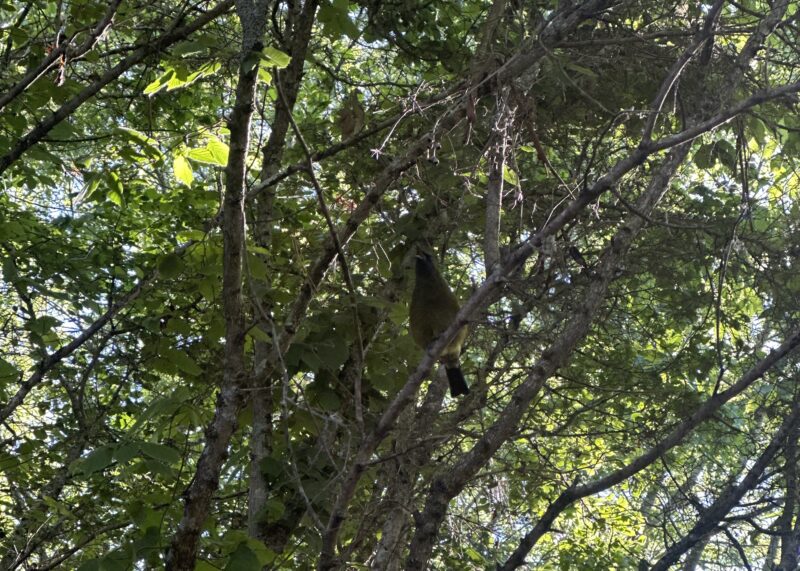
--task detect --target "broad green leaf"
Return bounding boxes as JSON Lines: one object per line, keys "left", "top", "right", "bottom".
{"left": 77, "top": 560, "right": 102, "bottom": 571}
{"left": 159, "top": 347, "right": 202, "bottom": 376}
{"left": 224, "top": 544, "right": 261, "bottom": 571}
{"left": 315, "top": 387, "right": 342, "bottom": 411}
{"left": 502, "top": 164, "right": 519, "bottom": 185}
{"left": 157, "top": 253, "right": 184, "bottom": 278}
{"left": 177, "top": 229, "right": 207, "bottom": 242}
{"left": 206, "top": 135, "right": 229, "bottom": 165}
{"left": 107, "top": 189, "right": 123, "bottom": 207}
{"left": 247, "top": 326, "right": 271, "bottom": 343}
{"left": 114, "top": 443, "right": 139, "bottom": 464}
{"left": 78, "top": 174, "right": 102, "bottom": 203}
{"left": 0, "top": 358, "right": 19, "bottom": 382}
{"left": 263, "top": 46, "right": 291, "bottom": 68}
{"left": 247, "top": 252, "right": 268, "bottom": 279}
{"left": 143, "top": 69, "right": 176, "bottom": 95}
{"left": 26, "top": 316, "right": 61, "bottom": 336}
{"left": 173, "top": 155, "right": 194, "bottom": 185}
{"left": 245, "top": 539, "right": 277, "bottom": 565}
{"left": 264, "top": 499, "right": 285, "bottom": 522}
{"left": 77, "top": 446, "right": 115, "bottom": 475}
{"left": 258, "top": 66, "right": 272, "bottom": 84}
{"left": 187, "top": 147, "right": 216, "bottom": 163}
{"left": 139, "top": 442, "right": 181, "bottom": 465}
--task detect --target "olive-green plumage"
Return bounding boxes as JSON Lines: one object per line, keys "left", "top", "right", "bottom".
{"left": 409, "top": 251, "right": 469, "bottom": 397}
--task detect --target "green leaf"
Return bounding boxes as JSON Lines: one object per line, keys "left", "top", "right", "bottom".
{"left": 264, "top": 498, "right": 285, "bottom": 522}
{"left": 26, "top": 316, "right": 61, "bottom": 336}
{"left": 159, "top": 348, "right": 202, "bottom": 376}
{"left": 242, "top": 51, "right": 261, "bottom": 74}
{"left": 258, "top": 65, "right": 272, "bottom": 84}
{"left": 0, "top": 358, "right": 18, "bottom": 384}
{"left": 247, "top": 252, "right": 268, "bottom": 280}
{"left": 144, "top": 69, "right": 175, "bottom": 95}
{"left": 502, "top": 165, "right": 519, "bottom": 186}
{"left": 0, "top": 452, "right": 20, "bottom": 473}
{"left": 116, "top": 127, "right": 154, "bottom": 145}
{"left": 100, "top": 548, "right": 133, "bottom": 571}
{"left": 114, "top": 443, "right": 139, "bottom": 464}
{"left": 77, "top": 559, "right": 102, "bottom": 571}
{"left": 245, "top": 539, "right": 276, "bottom": 565}
{"left": 187, "top": 135, "right": 229, "bottom": 166}
{"left": 77, "top": 446, "right": 115, "bottom": 474}
{"left": 177, "top": 229, "right": 207, "bottom": 242}
{"left": 259, "top": 455, "right": 283, "bottom": 477}
{"left": 247, "top": 326, "right": 271, "bottom": 343}
{"left": 187, "top": 147, "right": 215, "bottom": 163}
{"left": 79, "top": 174, "right": 102, "bottom": 203}
{"left": 318, "top": 0, "right": 360, "bottom": 39}
{"left": 465, "top": 547, "right": 484, "bottom": 563}
{"left": 139, "top": 442, "right": 181, "bottom": 465}
{"left": 206, "top": 135, "right": 229, "bottom": 166}
{"left": 173, "top": 155, "right": 194, "bottom": 186}
{"left": 694, "top": 143, "right": 714, "bottom": 169}
{"left": 105, "top": 171, "right": 124, "bottom": 206}
{"left": 263, "top": 46, "right": 291, "bottom": 69}
{"left": 224, "top": 543, "right": 261, "bottom": 571}
{"left": 107, "top": 189, "right": 123, "bottom": 207}
{"left": 315, "top": 387, "right": 342, "bottom": 411}
{"left": 158, "top": 253, "right": 184, "bottom": 279}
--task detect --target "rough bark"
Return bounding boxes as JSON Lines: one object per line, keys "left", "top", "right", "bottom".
{"left": 164, "top": 1, "right": 268, "bottom": 567}
{"left": 778, "top": 422, "right": 800, "bottom": 570}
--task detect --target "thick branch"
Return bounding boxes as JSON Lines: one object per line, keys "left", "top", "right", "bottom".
{"left": 650, "top": 404, "right": 800, "bottom": 571}
{"left": 164, "top": 1, "right": 265, "bottom": 566}
{"left": 406, "top": 132, "right": 691, "bottom": 571}
{"left": 499, "top": 328, "right": 800, "bottom": 569}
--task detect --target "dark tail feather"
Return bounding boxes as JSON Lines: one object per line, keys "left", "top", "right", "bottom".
{"left": 445, "top": 367, "right": 469, "bottom": 397}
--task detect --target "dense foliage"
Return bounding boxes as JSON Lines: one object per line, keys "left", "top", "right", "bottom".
{"left": 2, "top": 0, "right": 800, "bottom": 569}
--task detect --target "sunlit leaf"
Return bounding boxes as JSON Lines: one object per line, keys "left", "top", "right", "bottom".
{"left": 173, "top": 155, "right": 193, "bottom": 185}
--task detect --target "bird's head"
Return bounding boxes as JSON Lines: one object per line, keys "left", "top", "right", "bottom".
{"left": 415, "top": 249, "right": 437, "bottom": 278}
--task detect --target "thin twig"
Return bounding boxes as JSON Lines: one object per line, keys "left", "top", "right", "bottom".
{"left": 276, "top": 77, "right": 366, "bottom": 430}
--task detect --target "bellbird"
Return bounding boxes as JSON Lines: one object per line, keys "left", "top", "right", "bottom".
{"left": 409, "top": 251, "right": 469, "bottom": 397}
{"left": 337, "top": 89, "right": 365, "bottom": 140}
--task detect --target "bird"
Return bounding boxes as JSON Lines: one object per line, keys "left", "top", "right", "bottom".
{"left": 409, "top": 250, "right": 470, "bottom": 397}
{"left": 337, "top": 89, "right": 365, "bottom": 140}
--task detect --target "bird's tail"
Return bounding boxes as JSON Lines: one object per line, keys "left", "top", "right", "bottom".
{"left": 445, "top": 366, "right": 469, "bottom": 397}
